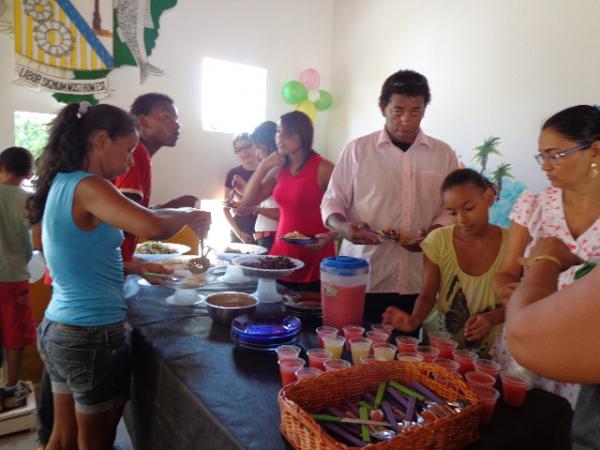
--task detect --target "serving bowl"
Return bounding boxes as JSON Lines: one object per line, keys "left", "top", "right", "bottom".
{"left": 205, "top": 292, "right": 258, "bottom": 324}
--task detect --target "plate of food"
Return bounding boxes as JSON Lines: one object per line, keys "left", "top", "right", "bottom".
{"left": 233, "top": 255, "right": 304, "bottom": 279}
{"left": 377, "top": 228, "right": 422, "bottom": 246}
{"left": 280, "top": 230, "right": 318, "bottom": 245}
{"left": 215, "top": 243, "right": 268, "bottom": 262}
{"left": 134, "top": 241, "right": 191, "bottom": 261}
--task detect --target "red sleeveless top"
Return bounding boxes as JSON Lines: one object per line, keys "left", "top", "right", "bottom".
{"left": 270, "top": 154, "right": 334, "bottom": 283}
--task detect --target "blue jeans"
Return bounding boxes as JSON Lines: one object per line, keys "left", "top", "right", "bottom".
{"left": 37, "top": 318, "right": 130, "bottom": 414}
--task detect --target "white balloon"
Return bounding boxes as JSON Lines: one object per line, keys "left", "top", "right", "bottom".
{"left": 308, "top": 89, "right": 320, "bottom": 102}
{"left": 28, "top": 250, "right": 46, "bottom": 283}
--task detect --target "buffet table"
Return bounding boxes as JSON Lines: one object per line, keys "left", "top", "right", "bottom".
{"left": 123, "top": 281, "right": 572, "bottom": 450}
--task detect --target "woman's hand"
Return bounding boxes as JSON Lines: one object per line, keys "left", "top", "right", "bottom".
{"left": 521, "top": 237, "right": 583, "bottom": 271}
{"left": 464, "top": 314, "right": 492, "bottom": 342}
{"left": 259, "top": 151, "right": 285, "bottom": 172}
{"left": 125, "top": 259, "right": 173, "bottom": 285}
{"left": 382, "top": 306, "right": 416, "bottom": 333}
{"left": 189, "top": 210, "right": 212, "bottom": 239}
{"left": 237, "top": 231, "right": 254, "bottom": 244}
{"left": 305, "top": 233, "right": 335, "bottom": 252}
{"left": 498, "top": 282, "right": 520, "bottom": 306}
{"left": 231, "top": 175, "right": 247, "bottom": 196}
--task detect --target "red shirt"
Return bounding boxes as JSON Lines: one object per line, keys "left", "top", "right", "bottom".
{"left": 114, "top": 142, "right": 152, "bottom": 261}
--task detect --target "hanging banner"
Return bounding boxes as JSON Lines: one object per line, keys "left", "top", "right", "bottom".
{"left": 15, "top": 62, "right": 108, "bottom": 95}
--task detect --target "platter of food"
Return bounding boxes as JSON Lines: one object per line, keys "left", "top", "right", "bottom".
{"left": 134, "top": 241, "right": 191, "bottom": 261}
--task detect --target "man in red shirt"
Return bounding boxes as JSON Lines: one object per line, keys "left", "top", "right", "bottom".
{"left": 115, "top": 93, "right": 199, "bottom": 261}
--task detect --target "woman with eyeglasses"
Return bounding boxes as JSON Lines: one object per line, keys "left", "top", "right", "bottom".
{"left": 492, "top": 105, "right": 600, "bottom": 408}
{"left": 223, "top": 133, "right": 259, "bottom": 243}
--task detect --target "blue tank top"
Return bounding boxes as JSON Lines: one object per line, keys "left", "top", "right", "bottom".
{"left": 43, "top": 171, "right": 126, "bottom": 326}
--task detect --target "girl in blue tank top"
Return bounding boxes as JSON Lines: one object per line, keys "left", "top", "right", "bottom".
{"left": 28, "top": 102, "right": 211, "bottom": 450}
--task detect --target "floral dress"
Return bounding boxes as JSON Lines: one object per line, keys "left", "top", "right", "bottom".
{"left": 491, "top": 187, "right": 600, "bottom": 408}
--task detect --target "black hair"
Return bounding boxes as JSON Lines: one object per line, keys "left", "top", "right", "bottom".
{"left": 251, "top": 121, "right": 277, "bottom": 154}
{"left": 130, "top": 93, "right": 174, "bottom": 116}
{"left": 28, "top": 103, "right": 137, "bottom": 224}
{"left": 542, "top": 105, "right": 600, "bottom": 144}
{"left": 441, "top": 168, "right": 496, "bottom": 194}
{"left": 0, "top": 146, "right": 33, "bottom": 178}
{"left": 379, "top": 70, "right": 431, "bottom": 109}
{"left": 280, "top": 111, "right": 314, "bottom": 154}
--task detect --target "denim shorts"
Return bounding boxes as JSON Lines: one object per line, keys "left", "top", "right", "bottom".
{"left": 37, "top": 318, "right": 131, "bottom": 414}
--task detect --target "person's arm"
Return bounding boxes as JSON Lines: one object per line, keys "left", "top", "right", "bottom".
{"left": 238, "top": 152, "right": 282, "bottom": 208}
{"left": 464, "top": 306, "right": 505, "bottom": 342}
{"left": 505, "top": 237, "right": 599, "bottom": 383}
{"left": 223, "top": 187, "right": 252, "bottom": 242}
{"left": 492, "top": 221, "right": 532, "bottom": 303}
{"left": 382, "top": 255, "right": 441, "bottom": 332}
{"left": 254, "top": 206, "right": 279, "bottom": 221}
{"left": 154, "top": 195, "right": 198, "bottom": 209}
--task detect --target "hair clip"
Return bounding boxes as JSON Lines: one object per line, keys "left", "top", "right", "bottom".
{"left": 77, "top": 101, "right": 91, "bottom": 119}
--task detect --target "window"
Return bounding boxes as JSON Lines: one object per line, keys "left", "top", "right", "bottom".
{"left": 14, "top": 111, "right": 55, "bottom": 160}
{"left": 201, "top": 57, "right": 267, "bottom": 134}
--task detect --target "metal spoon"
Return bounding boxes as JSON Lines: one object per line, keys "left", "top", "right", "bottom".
{"left": 371, "top": 427, "right": 396, "bottom": 441}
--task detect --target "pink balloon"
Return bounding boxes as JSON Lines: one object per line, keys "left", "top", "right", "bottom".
{"left": 299, "top": 68, "right": 320, "bottom": 90}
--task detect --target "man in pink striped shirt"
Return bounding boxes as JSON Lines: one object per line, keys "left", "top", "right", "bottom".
{"left": 321, "top": 70, "right": 458, "bottom": 325}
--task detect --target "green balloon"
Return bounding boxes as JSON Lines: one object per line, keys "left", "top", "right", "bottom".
{"left": 314, "top": 90, "right": 333, "bottom": 111}
{"left": 282, "top": 80, "right": 308, "bottom": 104}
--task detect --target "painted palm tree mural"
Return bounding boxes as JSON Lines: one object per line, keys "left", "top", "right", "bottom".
{"left": 472, "top": 136, "right": 502, "bottom": 174}
{"left": 491, "top": 163, "right": 514, "bottom": 199}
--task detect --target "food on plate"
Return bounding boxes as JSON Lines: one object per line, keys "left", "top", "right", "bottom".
{"left": 223, "top": 247, "right": 243, "bottom": 254}
{"left": 283, "top": 230, "right": 310, "bottom": 240}
{"left": 187, "top": 257, "right": 210, "bottom": 274}
{"left": 239, "top": 256, "right": 295, "bottom": 270}
{"left": 136, "top": 241, "right": 178, "bottom": 254}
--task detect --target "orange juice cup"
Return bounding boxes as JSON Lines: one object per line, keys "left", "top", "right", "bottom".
{"left": 427, "top": 330, "right": 451, "bottom": 345}
{"left": 465, "top": 371, "right": 496, "bottom": 391}
{"left": 278, "top": 357, "right": 305, "bottom": 386}
{"left": 500, "top": 370, "right": 531, "bottom": 407}
{"left": 295, "top": 367, "right": 323, "bottom": 381}
{"left": 342, "top": 325, "right": 365, "bottom": 351}
{"left": 476, "top": 386, "right": 500, "bottom": 424}
{"left": 417, "top": 345, "right": 440, "bottom": 363}
{"left": 360, "top": 355, "right": 380, "bottom": 365}
{"left": 322, "top": 335, "right": 345, "bottom": 359}
{"left": 397, "top": 352, "right": 424, "bottom": 363}
{"left": 275, "top": 345, "right": 301, "bottom": 361}
{"left": 371, "top": 323, "right": 393, "bottom": 341}
{"left": 453, "top": 349, "right": 479, "bottom": 375}
{"left": 324, "top": 358, "right": 352, "bottom": 372}
{"left": 349, "top": 337, "right": 372, "bottom": 365}
{"left": 395, "top": 336, "right": 419, "bottom": 353}
{"left": 474, "top": 359, "right": 501, "bottom": 380}
{"left": 366, "top": 330, "right": 388, "bottom": 345}
{"left": 372, "top": 343, "right": 397, "bottom": 361}
{"left": 430, "top": 338, "right": 459, "bottom": 360}
{"left": 433, "top": 358, "right": 460, "bottom": 373}
{"left": 306, "top": 348, "right": 332, "bottom": 371}
{"left": 316, "top": 326, "right": 338, "bottom": 348}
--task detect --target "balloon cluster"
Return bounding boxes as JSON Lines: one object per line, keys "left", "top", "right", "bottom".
{"left": 281, "top": 68, "right": 333, "bottom": 123}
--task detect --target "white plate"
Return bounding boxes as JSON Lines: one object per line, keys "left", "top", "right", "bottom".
{"left": 166, "top": 294, "right": 206, "bottom": 306}
{"left": 134, "top": 242, "right": 191, "bottom": 261}
{"left": 233, "top": 255, "right": 304, "bottom": 279}
{"left": 215, "top": 243, "right": 268, "bottom": 262}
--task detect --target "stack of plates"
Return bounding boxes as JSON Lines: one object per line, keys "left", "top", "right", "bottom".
{"left": 282, "top": 292, "right": 322, "bottom": 321}
{"left": 231, "top": 313, "right": 301, "bottom": 352}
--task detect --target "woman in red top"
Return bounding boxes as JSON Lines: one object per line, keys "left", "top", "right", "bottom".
{"left": 240, "top": 111, "right": 335, "bottom": 291}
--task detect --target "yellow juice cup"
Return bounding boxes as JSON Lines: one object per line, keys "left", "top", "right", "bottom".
{"left": 322, "top": 335, "right": 345, "bottom": 359}
{"left": 349, "top": 337, "right": 372, "bottom": 365}
{"left": 373, "top": 343, "right": 396, "bottom": 361}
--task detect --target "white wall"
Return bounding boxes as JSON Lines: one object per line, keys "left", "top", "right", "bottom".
{"left": 328, "top": 0, "right": 600, "bottom": 193}
{"left": 0, "top": 0, "right": 335, "bottom": 204}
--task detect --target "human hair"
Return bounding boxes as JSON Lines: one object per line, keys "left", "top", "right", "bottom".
{"left": 28, "top": 103, "right": 137, "bottom": 224}
{"left": 0, "top": 146, "right": 33, "bottom": 178}
{"left": 232, "top": 132, "right": 253, "bottom": 148}
{"left": 130, "top": 93, "right": 174, "bottom": 116}
{"left": 542, "top": 105, "right": 600, "bottom": 145}
{"left": 280, "top": 111, "right": 314, "bottom": 155}
{"left": 441, "top": 168, "right": 497, "bottom": 195}
{"left": 251, "top": 121, "right": 277, "bottom": 154}
{"left": 379, "top": 70, "right": 431, "bottom": 109}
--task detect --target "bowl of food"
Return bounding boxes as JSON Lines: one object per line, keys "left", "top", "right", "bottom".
{"left": 204, "top": 292, "right": 258, "bottom": 325}
{"left": 134, "top": 241, "right": 191, "bottom": 261}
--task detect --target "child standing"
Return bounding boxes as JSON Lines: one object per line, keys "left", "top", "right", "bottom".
{"left": 383, "top": 169, "right": 508, "bottom": 357}
{"left": 0, "top": 146, "right": 35, "bottom": 410}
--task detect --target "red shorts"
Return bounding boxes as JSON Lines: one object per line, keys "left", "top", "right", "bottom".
{"left": 0, "top": 281, "right": 37, "bottom": 349}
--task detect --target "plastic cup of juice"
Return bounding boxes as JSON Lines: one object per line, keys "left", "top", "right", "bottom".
{"left": 306, "top": 348, "right": 332, "bottom": 371}
{"left": 349, "top": 337, "right": 372, "bottom": 365}
{"left": 371, "top": 323, "right": 393, "bottom": 341}
{"left": 427, "top": 330, "right": 452, "bottom": 345}
{"left": 465, "top": 371, "right": 496, "bottom": 391}
{"left": 396, "top": 352, "right": 424, "bottom": 363}
{"left": 476, "top": 386, "right": 500, "bottom": 424}
{"left": 360, "top": 355, "right": 380, "bottom": 364}
{"left": 395, "top": 336, "right": 419, "bottom": 353}
{"left": 453, "top": 349, "right": 479, "bottom": 374}
{"left": 322, "top": 335, "right": 345, "bottom": 359}
{"left": 295, "top": 367, "right": 323, "bottom": 381}
{"left": 342, "top": 325, "right": 365, "bottom": 351}
{"left": 275, "top": 345, "right": 301, "bottom": 362}
{"left": 500, "top": 370, "right": 532, "bottom": 407}
{"left": 316, "top": 326, "right": 338, "bottom": 348}
{"left": 278, "top": 357, "right": 305, "bottom": 386}
{"left": 324, "top": 358, "right": 352, "bottom": 372}
{"left": 430, "top": 338, "right": 459, "bottom": 360}
{"left": 366, "top": 330, "right": 388, "bottom": 345}
{"left": 417, "top": 345, "right": 440, "bottom": 363}
{"left": 372, "top": 343, "right": 397, "bottom": 361}
{"left": 474, "top": 359, "right": 501, "bottom": 380}
{"left": 433, "top": 358, "right": 460, "bottom": 373}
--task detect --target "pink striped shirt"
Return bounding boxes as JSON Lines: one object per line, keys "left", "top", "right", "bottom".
{"left": 321, "top": 129, "right": 458, "bottom": 294}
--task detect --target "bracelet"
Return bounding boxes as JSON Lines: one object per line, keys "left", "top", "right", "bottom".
{"left": 525, "top": 255, "right": 561, "bottom": 269}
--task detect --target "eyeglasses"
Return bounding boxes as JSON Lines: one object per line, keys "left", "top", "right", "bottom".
{"left": 534, "top": 142, "right": 592, "bottom": 165}
{"left": 234, "top": 143, "right": 254, "bottom": 154}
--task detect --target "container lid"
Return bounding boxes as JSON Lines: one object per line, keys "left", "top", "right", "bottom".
{"left": 321, "top": 256, "right": 369, "bottom": 272}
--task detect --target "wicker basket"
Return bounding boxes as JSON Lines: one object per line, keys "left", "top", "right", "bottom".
{"left": 278, "top": 361, "right": 480, "bottom": 450}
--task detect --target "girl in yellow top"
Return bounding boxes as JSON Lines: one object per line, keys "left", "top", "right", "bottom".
{"left": 383, "top": 168, "right": 508, "bottom": 357}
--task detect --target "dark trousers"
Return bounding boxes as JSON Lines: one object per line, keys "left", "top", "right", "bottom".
{"left": 38, "top": 367, "right": 53, "bottom": 445}
{"left": 364, "top": 292, "right": 419, "bottom": 337}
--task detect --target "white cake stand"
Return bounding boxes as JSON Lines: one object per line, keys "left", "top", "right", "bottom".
{"left": 232, "top": 255, "right": 304, "bottom": 303}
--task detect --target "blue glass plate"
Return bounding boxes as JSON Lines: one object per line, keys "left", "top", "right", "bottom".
{"left": 231, "top": 313, "right": 301, "bottom": 343}
{"left": 281, "top": 236, "right": 318, "bottom": 245}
